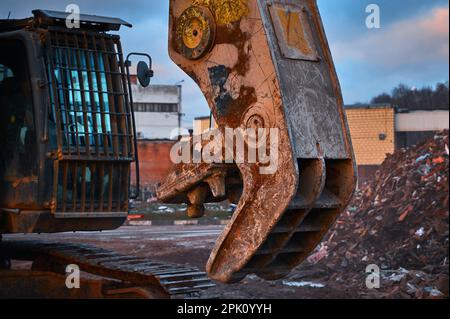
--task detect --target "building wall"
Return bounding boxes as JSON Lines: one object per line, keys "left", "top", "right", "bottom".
{"left": 396, "top": 131, "right": 438, "bottom": 149}
{"left": 131, "top": 84, "right": 181, "bottom": 140}
{"left": 131, "top": 140, "right": 177, "bottom": 194}
{"left": 194, "top": 117, "right": 213, "bottom": 135}
{"left": 396, "top": 111, "right": 449, "bottom": 132}
{"left": 345, "top": 107, "right": 395, "bottom": 166}
{"left": 395, "top": 111, "right": 449, "bottom": 149}
{"left": 135, "top": 113, "right": 179, "bottom": 140}
{"left": 132, "top": 84, "right": 181, "bottom": 105}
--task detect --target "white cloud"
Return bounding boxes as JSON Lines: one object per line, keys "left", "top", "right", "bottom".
{"left": 332, "top": 6, "right": 449, "bottom": 71}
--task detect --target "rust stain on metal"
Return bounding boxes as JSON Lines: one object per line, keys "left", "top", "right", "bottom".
{"left": 4, "top": 176, "right": 39, "bottom": 188}
{"left": 214, "top": 23, "right": 251, "bottom": 76}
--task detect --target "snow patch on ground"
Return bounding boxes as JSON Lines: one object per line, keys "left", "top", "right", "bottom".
{"left": 282, "top": 281, "right": 325, "bottom": 288}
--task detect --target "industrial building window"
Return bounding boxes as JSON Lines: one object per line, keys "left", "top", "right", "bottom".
{"left": 134, "top": 103, "right": 179, "bottom": 113}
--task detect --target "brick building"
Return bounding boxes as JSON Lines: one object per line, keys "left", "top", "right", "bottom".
{"left": 131, "top": 139, "right": 176, "bottom": 199}
{"left": 345, "top": 104, "right": 396, "bottom": 183}
{"left": 128, "top": 79, "right": 183, "bottom": 199}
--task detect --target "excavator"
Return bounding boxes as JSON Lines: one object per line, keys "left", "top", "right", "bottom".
{"left": 0, "top": 0, "right": 356, "bottom": 298}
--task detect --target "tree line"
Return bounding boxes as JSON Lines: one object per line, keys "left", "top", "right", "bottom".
{"left": 370, "top": 82, "right": 449, "bottom": 111}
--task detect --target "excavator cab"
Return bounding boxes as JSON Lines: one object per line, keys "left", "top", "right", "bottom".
{"left": 0, "top": 10, "right": 141, "bottom": 233}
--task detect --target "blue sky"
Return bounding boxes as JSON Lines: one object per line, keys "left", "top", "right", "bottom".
{"left": 1, "top": 0, "right": 448, "bottom": 127}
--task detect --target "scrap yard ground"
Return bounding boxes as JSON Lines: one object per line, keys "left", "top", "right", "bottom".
{"left": 5, "top": 225, "right": 375, "bottom": 299}
{"left": 5, "top": 133, "right": 449, "bottom": 299}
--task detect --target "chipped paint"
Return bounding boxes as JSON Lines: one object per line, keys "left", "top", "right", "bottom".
{"left": 276, "top": 7, "right": 313, "bottom": 57}
{"left": 268, "top": 3, "right": 319, "bottom": 62}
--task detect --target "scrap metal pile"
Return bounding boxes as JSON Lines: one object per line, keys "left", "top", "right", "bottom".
{"left": 307, "top": 131, "right": 449, "bottom": 298}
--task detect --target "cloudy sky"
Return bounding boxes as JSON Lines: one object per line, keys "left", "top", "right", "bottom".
{"left": 1, "top": 0, "right": 448, "bottom": 127}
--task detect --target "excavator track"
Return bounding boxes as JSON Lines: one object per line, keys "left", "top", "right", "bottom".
{"left": 0, "top": 240, "right": 215, "bottom": 299}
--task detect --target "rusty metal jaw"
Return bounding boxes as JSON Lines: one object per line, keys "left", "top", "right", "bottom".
{"left": 158, "top": 127, "right": 299, "bottom": 283}
{"left": 163, "top": 0, "right": 357, "bottom": 283}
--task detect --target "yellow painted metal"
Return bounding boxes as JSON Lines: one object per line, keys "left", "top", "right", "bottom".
{"left": 193, "top": 0, "right": 249, "bottom": 25}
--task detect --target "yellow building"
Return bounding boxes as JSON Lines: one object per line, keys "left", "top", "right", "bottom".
{"left": 345, "top": 104, "right": 395, "bottom": 183}
{"left": 345, "top": 104, "right": 395, "bottom": 165}
{"left": 193, "top": 116, "right": 216, "bottom": 135}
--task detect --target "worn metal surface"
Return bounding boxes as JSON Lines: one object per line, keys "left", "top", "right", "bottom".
{"left": 260, "top": 0, "right": 352, "bottom": 159}
{"left": 0, "top": 33, "right": 41, "bottom": 211}
{"left": 159, "top": 0, "right": 356, "bottom": 283}
{"left": 0, "top": 239, "right": 215, "bottom": 299}
{"left": 157, "top": 150, "right": 243, "bottom": 217}
{"left": 192, "top": 0, "right": 250, "bottom": 25}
